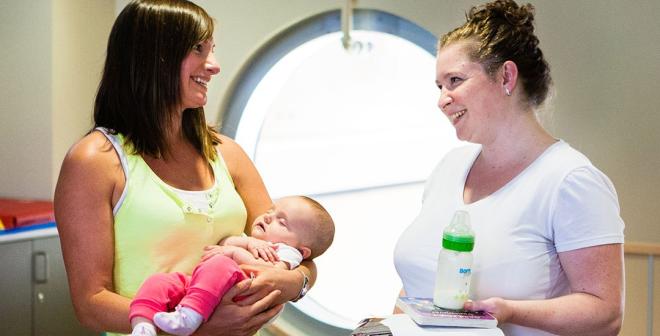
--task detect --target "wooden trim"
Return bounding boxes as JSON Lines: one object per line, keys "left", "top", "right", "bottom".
{"left": 625, "top": 242, "right": 660, "bottom": 256}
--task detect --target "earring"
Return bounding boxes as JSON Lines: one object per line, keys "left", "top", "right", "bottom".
{"left": 505, "top": 88, "right": 511, "bottom": 96}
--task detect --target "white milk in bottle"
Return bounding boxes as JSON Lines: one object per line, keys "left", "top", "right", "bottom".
{"left": 433, "top": 210, "right": 475, "bottom": 310}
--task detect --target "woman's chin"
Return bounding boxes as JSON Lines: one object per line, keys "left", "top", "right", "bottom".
{"left": 181, "top": 97, "right": 208, "bottom": 110}
{"left": 454, "top": 130, "right": 469, "bottom": 142}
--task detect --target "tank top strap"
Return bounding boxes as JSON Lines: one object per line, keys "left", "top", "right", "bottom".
{"left": 95, "top": 127, "right": 130, "bottom": 215}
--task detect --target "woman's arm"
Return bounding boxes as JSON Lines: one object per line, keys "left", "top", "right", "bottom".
{"left": 465, "top": 243, "right": 624, "bottom": 335}
{"left": 194, "top": 278, "right": 284, "bottom": 336}
{"left": 213, "top": 135, "right": 318, "bottom": 321}
{"left": 218, "top": 135, "right": 318, "bottom": 298}
{"left": 54, "top": 132, "right": 132, "bottom": 333}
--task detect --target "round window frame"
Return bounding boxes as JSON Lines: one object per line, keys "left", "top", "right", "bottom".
{"left": 217, "top": 8, "right": 437, "bottom": 333}
{"left": 220, "top": 9, "right": 436, "bottom": 139}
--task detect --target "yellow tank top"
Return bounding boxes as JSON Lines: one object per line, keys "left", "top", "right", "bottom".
{"left": 98, "top": 128, "right": 247, "bottom": 336}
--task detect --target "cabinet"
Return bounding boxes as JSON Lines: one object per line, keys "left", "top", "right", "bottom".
{"left": 0, "top": 230, "right": 96, "bottom": 336}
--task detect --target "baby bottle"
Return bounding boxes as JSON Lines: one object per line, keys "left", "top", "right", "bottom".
{"left": 433, "top": 210, "right": 475, "bottom": 310}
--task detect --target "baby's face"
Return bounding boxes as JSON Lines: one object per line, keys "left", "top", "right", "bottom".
{"left": 251, "top": 197, "right": 312, "bottom": 249}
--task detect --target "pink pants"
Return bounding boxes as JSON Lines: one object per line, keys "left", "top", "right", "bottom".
{"left": 129, "top": 255, "right": 247, "bottom": 322}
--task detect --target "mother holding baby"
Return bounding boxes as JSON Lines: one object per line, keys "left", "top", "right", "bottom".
{"left": 54, "top": 1, "right": 314, "bottom": 335}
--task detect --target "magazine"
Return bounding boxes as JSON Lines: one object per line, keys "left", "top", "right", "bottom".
{"left": 396, "top": 297, "right": 497, "bottom": 329}
{"left": 351, "top": 317, "right": 393, "bottom": 336}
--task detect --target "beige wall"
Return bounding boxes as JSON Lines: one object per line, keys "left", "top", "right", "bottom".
{"left": 3, "top": 1, "right": 657, "bottom": 241}
{"left": 52, "top": 1, "right": 115, "bottom": 196}
{"left": 196, "top": 0, "right": 660, "bottom": 245}
{"left": 0, "top": 0, "right": 658, "bottom": 334}
{"left": 0, "top": 1, "right": 53, "bottom": 200}
{"left": 0, "top": 0, "right": 114, "bottom": 200}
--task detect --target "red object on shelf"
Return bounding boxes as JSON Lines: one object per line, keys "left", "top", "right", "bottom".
{"left": 0, "top": 198, "right": 55, "bottom": 230}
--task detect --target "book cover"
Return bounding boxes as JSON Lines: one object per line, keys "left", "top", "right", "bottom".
{"left": 351, "top": 317, "right": 392, "bottom": 336}
{"left": 396, "top": 297, "right": 497, "bottom": 329}
{"left": 0, "top": 198, "right": 55, "bottom": 230}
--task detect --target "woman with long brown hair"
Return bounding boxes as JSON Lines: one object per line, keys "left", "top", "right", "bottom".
{"left": 55, "top": 1, "right": 314, "bottom": 335}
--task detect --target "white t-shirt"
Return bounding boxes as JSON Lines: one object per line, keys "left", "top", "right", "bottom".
{"left": 275, "top": 243, "right": 303, "bottom": 269}
{"left": 394, "top": 140, "right": 624, "bottom": 336}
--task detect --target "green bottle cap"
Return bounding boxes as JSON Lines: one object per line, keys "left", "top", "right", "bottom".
{"left": 442, "top": 210, "right": 475, "bottom": 252}
{"left": 442, "top": 235, "right": 474, "bottom": 251}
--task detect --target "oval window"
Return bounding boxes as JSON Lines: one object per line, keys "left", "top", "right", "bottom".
{"left": 222, "top": 9, "right": 462, "bottom": 332}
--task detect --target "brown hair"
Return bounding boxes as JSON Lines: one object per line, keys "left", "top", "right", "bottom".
{"left": 440, "top": 0, "right": 551, "bottom": 107}
{"left": 94, "top": 0, "right": 220, "bottom": 160}
{"left": 297, "top": 196, "right": 335, "bottom": 259}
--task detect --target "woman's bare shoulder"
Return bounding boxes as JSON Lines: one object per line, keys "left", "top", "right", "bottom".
{"left": 216, "top": 134, "right": 241, "bottom": 153}
{"left": 60, "top": 131, "right": 121, "bottom": 179}
{"left": 55, "top": 131, "right": 123, "bottom": 221}
{"left": 214, "top": 134, "right": 263, "bottom": 188}
{"left": 216, "top": 134, "right": 250, "bottom": 166}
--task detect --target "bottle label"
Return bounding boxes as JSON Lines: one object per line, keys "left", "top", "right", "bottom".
{"left": 459, "top": 268, "right": 471, "bottom": 275}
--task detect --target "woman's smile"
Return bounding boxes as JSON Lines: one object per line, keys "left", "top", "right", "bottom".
{"left": 449, "top": 109, "right": 466, "bottom": 124}
{"left": 192, "top": 76, "right": 209, "bottom": 88}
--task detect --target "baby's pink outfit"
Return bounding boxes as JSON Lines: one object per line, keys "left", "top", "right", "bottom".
{"left": 129, "top": 255, "right": 247, "bottom": 322}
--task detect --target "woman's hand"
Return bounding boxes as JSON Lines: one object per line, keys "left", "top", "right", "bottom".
{"left": 237, "top": 264, "right": 303, "bottom": 305}
{"left": 195, "top": 264, "right": 302, "bottom": 335}
{"left": 464, "top": 297, "right": 512, "bottom": 324}
{"left": 193, "top": 278, "right": 284, "bottom": 336}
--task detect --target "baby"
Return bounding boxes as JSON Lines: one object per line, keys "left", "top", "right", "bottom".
{"left": 129, "top": 195, "right": 335, "bottom": 336}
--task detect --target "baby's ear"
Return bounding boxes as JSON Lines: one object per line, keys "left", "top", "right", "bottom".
{"left": 300, "top": 246, "right": 312, "bottom": 259}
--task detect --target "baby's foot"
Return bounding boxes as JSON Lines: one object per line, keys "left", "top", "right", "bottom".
{"left": 130, "top": 322, "right": 157, "bottom": 336}
{"left": 153, "top": 305, "right": 203, "bottom": 336}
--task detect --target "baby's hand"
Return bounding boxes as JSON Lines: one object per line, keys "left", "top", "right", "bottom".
{"left": 202, "top": 245, "right": 234, "bottom": 262}
{"left": 246, "top": 238, "right": 279, "bottom": 263}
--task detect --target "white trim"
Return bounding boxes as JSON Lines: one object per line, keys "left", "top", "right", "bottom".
{"left": 95, "top": 127, "right": 129, "bottom": 216}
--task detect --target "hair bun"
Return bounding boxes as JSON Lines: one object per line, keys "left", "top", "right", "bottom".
{"left": 505, "top": 2, "right": 535, "bottom": 31}
{"left": 443, "top": 0, "right": 551, "bottom": 108}
{"left": 473, "top": 0, "right": 536, "bottom": 33}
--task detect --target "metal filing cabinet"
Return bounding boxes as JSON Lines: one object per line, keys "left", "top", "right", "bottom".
{"left": 0, "top": 228, "right": 96, "bottom": 336}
